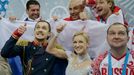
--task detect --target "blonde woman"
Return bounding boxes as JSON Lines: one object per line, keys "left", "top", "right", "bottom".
{"left": 46, "top": 25, "right": 92, "bottom": 75}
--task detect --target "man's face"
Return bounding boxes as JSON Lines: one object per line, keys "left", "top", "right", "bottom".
{"left": 69, "top": 4, "right": 84, "bottom": 20}
{"left": 26, "top": 4, "right": 40, "bottom": 20}
{"left": 96, "top": 0, "right": 112, "bottom": 18}
{"left": 34, "top": 22, "right": 50, "bottom": 41}
{"left": 107, "top": 25, "right": 129, "bottom": 49}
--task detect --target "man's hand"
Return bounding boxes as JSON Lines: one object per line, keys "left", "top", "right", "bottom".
{"left": 52, "top": 16, "right": 59, "bottom": 21}
{"left": 9, "top": 16, "right": 17, "bottom": 22}
{"left": 79, "top": 11, "right": 89, "bottom": 20}
{"left": 56, "top": 24, "right": 66, "bottom": 33}
{"left": 12, "top": 24, "right": 27, "bottom": 39}
{"left": 18, "top": 24, "right": 27, "bottom": 34}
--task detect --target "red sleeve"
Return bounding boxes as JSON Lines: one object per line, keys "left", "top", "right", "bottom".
{"left": 113, "top": 6, "right": 120, "bottom": 14}
{"left": 12, "top": 29, "right": 23, "bottom": 39}
{"left": 113, "top": 6, "right": 128, "bottom": 25}
{"left": 87, "top": 0, "right": 96, "bottom": 7}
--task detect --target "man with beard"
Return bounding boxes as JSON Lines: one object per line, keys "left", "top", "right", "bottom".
{"left": 1, "top": 20, "right": 56, "bottom": 75}
{"left": 92, "top": 23, "right": 134, "bottom": 75}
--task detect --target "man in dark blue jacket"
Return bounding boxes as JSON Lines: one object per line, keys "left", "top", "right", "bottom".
{"left": 8, "top": 0, "right": 67, "bottom": 75}
{"left": 8, "top": 1, "right": 41, "bottom": 75}
{"left": 1, "top": 20, "right": 56, "bottom": 75}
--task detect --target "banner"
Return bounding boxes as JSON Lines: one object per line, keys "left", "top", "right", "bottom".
{"left": 0, "top": 18, "right": 111, "bottom": 58}
{"left": 51, "top": 19, "right": 110, "bottom": 58}
{"left": 0, "top": 18, "right": 36, "bottom": 49}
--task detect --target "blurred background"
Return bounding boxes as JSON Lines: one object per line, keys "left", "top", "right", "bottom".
{"left": 0, "top": 0, "right": 134, "bottom": 25}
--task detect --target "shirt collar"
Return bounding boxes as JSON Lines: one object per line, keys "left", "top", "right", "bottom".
{"left": 25, "top": 17, "right": 41, "bottom": 22}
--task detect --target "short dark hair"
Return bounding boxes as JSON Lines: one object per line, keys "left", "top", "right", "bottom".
{"left": 34, "top": 20, "right": 51, "bottom": 32}
{"left": 107, "top": 22, "right": 129, "bottom": 36}
{"left": 106, "top": 0, "right": 115, "bottom": 12}
{"left": 26, "top": 0, "right": 40, "bottom": 10}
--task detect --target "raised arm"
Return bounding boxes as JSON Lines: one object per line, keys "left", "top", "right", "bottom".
{"left": 46, "top": 24, "right": 67, "bottom": 59}
{"left": 1, "top": 24, "right": 27, "bottom": 58}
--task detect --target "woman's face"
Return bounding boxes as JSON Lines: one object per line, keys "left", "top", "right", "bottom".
{"left": 73, "top": 35, "right": 89, "bottom": 55}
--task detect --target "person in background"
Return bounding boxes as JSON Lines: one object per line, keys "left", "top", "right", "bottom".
{"left": 0, "top": 54, "right": 12, "bottom": 75}
{"left": 9, "top": 0, "right": 41, "bottom": 22}
{"left": 64, "top": 0, "right": 88, "bottom": 21}
{"left": 86, "top": 0, "right": 128, "bottom": 25}
{"left": 92, "top": 23, "right": 134, "bottom": 75}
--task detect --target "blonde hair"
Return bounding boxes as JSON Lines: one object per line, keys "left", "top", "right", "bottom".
{"left": 73, "top": 31, "right": 89, "bottom": 44}
{"left": 71, "top": 31, "right": 90, "bottom": 65}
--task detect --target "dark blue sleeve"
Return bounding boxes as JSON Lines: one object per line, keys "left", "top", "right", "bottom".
{"left": 1, "top": 36, "right": 23, "bottom": 58}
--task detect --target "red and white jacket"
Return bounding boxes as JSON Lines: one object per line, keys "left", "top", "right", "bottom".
{"left": 87, "top": 0, "right": 128, "bottom": 25}
{"left": 92, "top": 50, "right": 134, "bottom": 75}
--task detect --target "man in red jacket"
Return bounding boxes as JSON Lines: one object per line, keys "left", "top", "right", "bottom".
{"left": 86, "top": 0, "right": 128, "bottom": 25}
{"left": 64, "top": 0, "right": 88, "bottom": 21}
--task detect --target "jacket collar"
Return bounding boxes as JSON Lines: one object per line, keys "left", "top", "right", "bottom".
{"left": 32, "top": 39, "right": 48, "bottom": 48}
